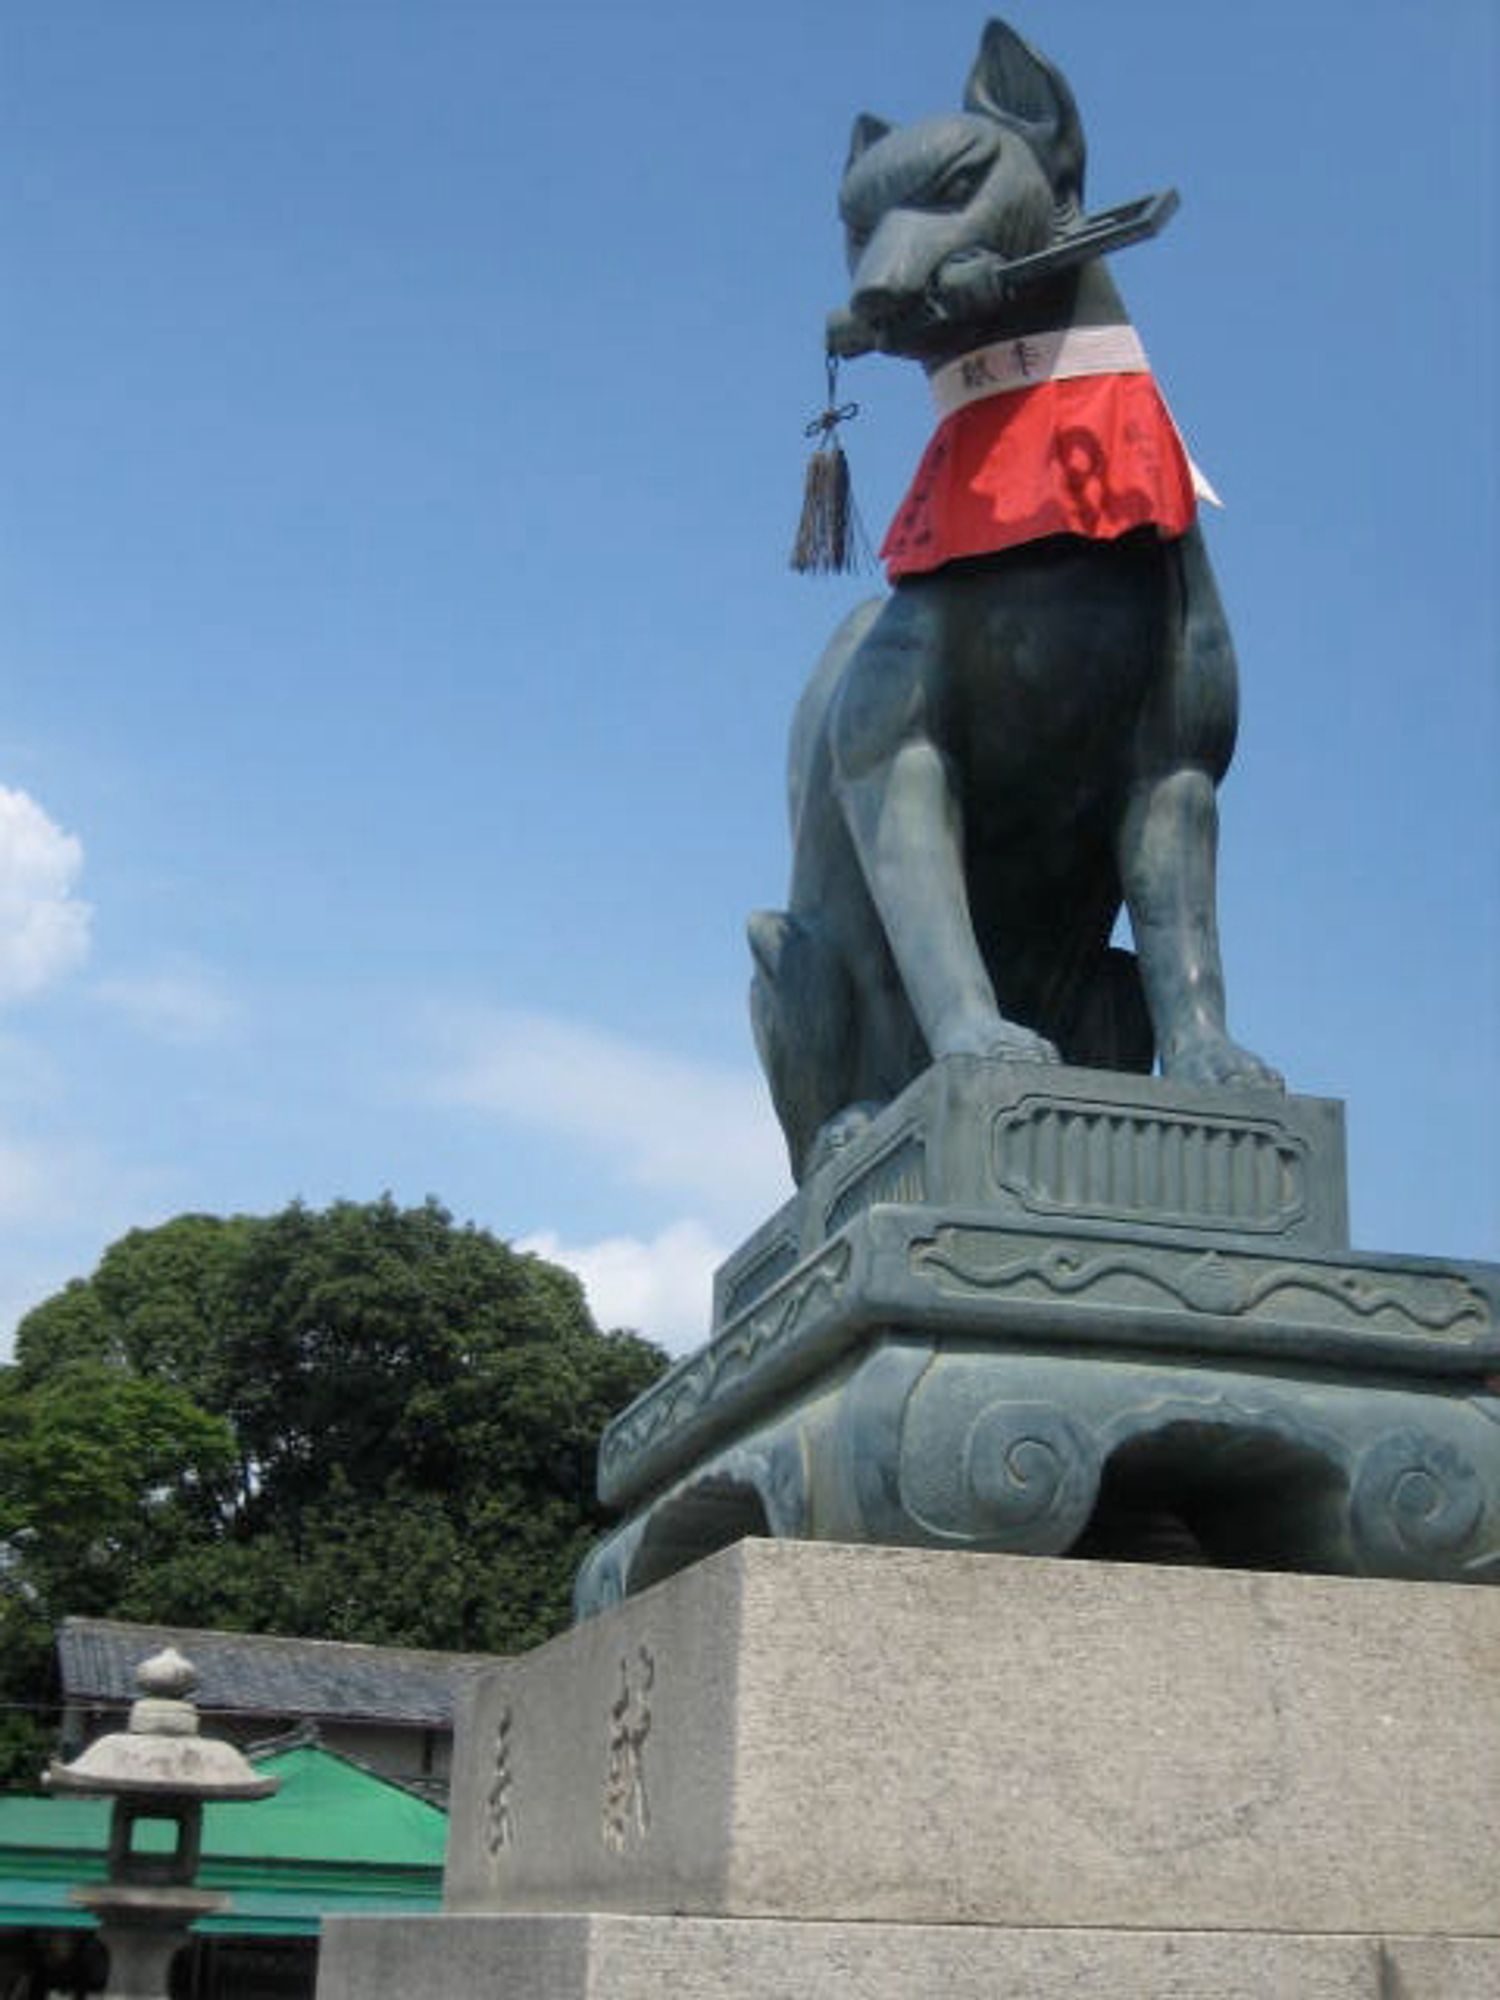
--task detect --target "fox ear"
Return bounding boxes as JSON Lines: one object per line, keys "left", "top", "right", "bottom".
{"left": 963, "top": 19, "right": 1086, "bottom": 205}
{"left": 845, "top": 112, "right": 892, "bottom": 172}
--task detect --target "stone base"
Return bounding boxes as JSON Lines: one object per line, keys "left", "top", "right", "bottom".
{"left": 316, "top": 1913, "right": 1500, "bottom": 2000}
{"left": 579, "top": 1061, "right": 1500, "bottom": 1609}
{"left": 445, "top": 1542, "right": 1500, "bottom": 1934}
{"left": 316, "top": 1544, "right": 1500, "bottom": 2000}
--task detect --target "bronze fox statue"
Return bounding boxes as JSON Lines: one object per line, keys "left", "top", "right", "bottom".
{"left": 751, "top": 18, "right": 1280, "bottom": 1183}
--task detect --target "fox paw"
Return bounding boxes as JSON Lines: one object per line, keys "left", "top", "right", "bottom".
{"left": 805, "top": 1100, "right": 884, "bottom": 1177}
{"left": 933, "top": 1012, "right": 1060, "bottom": 1066}
{"left": 1162, "top": 1033, "right": 1284, "bottom": 1093}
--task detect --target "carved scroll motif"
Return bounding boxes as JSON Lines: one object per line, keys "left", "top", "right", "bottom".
{"left": 1350, "top": 1432, "right": 1487, "bottom": 1576}
{"left": 599, "top": 1238, "right": 853, "bottom": 1486}
{"left": 962, "top": 1399, "right": 1100, "bottom": 1544}
{"left": 912, "top": 1231, "right": 1492, "bottom": 1341}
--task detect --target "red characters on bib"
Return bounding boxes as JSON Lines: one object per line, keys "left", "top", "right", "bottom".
{"left": 881, "top": 329, "right": 1204, "bottom": 581}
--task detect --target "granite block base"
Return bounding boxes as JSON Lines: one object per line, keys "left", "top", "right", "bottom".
{"left": 447, "top": 1542, "right": 1499, "bottom": 1934}
{"left": 316, "top": 1914, "right": 1500, "bottom": 2000}
{"left": 317, "top": 1542, "right": 1500, "bottom": 2000}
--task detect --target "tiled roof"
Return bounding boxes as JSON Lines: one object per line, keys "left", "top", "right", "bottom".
{"left": 57, "top": 1617, "right": 497, "bottom": 1728}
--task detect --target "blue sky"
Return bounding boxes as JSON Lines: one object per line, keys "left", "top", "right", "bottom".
{"left": 2, "top": 0, "right": 1495, "bottom": 1352}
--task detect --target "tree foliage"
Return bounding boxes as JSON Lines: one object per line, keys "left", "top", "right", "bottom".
{"left": 0, "top": 1199, "right": 666, "bottom": 1786}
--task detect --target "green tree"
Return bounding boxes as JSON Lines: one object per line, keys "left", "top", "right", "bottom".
{"left": 1, "top": 1199, "right": 666, "bottom": 1786}
{"left": 0, "top": 1360, "right": 239, "bottom": 1786}
{"left": 15, "top": 1214, "right": 258, "bottom": 1403}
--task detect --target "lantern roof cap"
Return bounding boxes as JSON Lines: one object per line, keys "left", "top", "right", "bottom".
{"left": 45, "top": 1648, "right": 280, "bottom": 1803}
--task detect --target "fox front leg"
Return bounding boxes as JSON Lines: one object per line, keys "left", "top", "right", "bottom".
{"left": 1118, "top": 765, "right": 1278, "bottom": 1088}
{"left": 829, "top": 593, "right": 1059, "bottom": 1067}
{"left": 1119, "top": 528, "right": 1282, "bottom": 1091}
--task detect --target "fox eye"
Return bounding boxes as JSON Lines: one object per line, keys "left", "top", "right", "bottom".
{"left": 932, "top": 163, "right": 986, "bottom": 210}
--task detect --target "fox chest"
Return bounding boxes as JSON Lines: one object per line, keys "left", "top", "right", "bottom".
{"left": 945, "top": 551, "right": 1170, "bottom": 834}
{"left": 828, "top": 538, "right": 1174, "bottom": 843}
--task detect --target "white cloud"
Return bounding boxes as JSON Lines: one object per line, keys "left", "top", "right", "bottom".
{"left": 0, "top": 1130, "right": 176, "bottom": 1359}
{"left": 0, "top": 1130, "right": 165, "bottom": 1234}
{"left": 425, "top": 1007, "right": 789, "bottom": 1224}
{"left": 0, "top": 1027, "right": 64, "bottom": 1107}
{"left": 521, "top": 1219, "right": 723, "bottom": 1352}
{"left": 0, "top": 786, "right": 91, "bottom": 1002}
{"left": 420, "top": 1008, "right": 799, "bottom": 1352}
{"left": 0, "top": 1136, "right": 72, "bottom": 1225}
{"left": 96, "top": 959, "right": 240, "bottom": 1046}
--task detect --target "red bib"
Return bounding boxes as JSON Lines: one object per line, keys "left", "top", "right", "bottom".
{"left": 881, "top": 371, "right": 1197, "bottom": 581}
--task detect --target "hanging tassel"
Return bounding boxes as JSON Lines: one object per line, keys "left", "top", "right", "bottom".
{"left": 790, "top": 357, "right": 867, "bottom": 574}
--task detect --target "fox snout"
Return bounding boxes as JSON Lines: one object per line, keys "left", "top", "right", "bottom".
{"left": 849, "top": 212, "right": 957, "bottom": 332}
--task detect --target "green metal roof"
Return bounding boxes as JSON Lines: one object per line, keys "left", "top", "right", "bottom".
{"left": 0, "top": 1743, "right": 446, "bottom": 1938}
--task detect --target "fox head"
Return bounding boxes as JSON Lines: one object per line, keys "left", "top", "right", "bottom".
{"left": 833, "top": 19, "right": 1110, "bottom": 365}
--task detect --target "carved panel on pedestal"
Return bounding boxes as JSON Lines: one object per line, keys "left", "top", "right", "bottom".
{"left": 990, "top": 1096, "right": 1308, "bottom": 1234}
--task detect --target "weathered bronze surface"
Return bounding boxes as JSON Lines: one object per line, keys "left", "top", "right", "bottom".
{"left": 578, "top": 1062, "right": 1500, "bottom": 1613}
{"left": 751, "top": 19, "right": 1278, "bottom": 1186}
{"left": 578, "top": 21, "right": 1499, "bottom": 1607}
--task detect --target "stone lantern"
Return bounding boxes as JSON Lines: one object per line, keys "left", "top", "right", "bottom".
{"left": 45, "top": 1646, "right": 280, "bottom": 2000}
